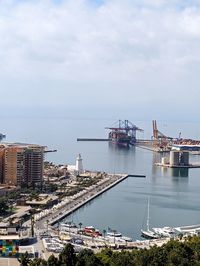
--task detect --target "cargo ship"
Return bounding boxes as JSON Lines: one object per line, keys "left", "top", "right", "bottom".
{"left": 108, "top": 130, "right": 132, "bottom": 147}
{"left": 106, "top": 120, "right": 143, "bottom": 147}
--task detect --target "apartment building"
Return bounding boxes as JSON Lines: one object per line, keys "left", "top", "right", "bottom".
{"left": 0, "top": 144, "right": 44, "bottom": 187}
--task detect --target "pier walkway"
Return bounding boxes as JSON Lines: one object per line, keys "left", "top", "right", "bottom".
{"left": 35, "top": 173, "right": 145, "bottom": 230}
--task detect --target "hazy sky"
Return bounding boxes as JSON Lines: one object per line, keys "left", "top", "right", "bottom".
{"left": 1, "top": 0, "right": 200, "bottom": 120}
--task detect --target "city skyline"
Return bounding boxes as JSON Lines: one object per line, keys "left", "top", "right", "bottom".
{"left": 1, "top": 0, "right": 200, "bottom": 121}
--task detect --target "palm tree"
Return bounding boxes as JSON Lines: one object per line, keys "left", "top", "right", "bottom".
{"left": 68, "top": 221, "right": 72, "bottom": 236}
{"left": 46, "top": 219, "right": 49, "bottom": 236}
{"left": 31, "top": 215, "right": 35, "bottom": 237}
{"left": 78, "top": 222, "right": 82, "bottom": 230}
{"left": 103, "top": 229, "right": 106, "bottom": 239}
{"left": 113, "top": 229, "right": 117, "bottom": 244}
{"left": 18, "top": 252, "right": 30, "bottom": 266}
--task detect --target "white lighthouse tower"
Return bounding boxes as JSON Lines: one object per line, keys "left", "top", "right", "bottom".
{"left": 75, "top": 153, "right": 84, "bottom": 175}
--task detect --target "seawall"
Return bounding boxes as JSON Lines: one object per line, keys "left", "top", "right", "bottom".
{"left": 49, "top": 174, "right": 146, "bottom": 226}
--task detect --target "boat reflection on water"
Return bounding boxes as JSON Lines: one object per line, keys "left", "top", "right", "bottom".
{"left": 171, "top": 168, "right": 189, "bottom": 178}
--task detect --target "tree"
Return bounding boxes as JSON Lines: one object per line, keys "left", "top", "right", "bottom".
{"left": 59, "top": 243, "right": 76, "bottom": 266}
{"left": 18, "top": 252, "right": 30, "bottom": 266}
{"left": 103, "top": 229, "right": 106, "bottom": 239}
{"left": 29, "top": 258, "right": 47, "bottom": 266}
{"left": 47, "top": 254, "right": 59, "bottom": 266}
{"left": 76, "top": 249, "right": 103, "bottom": 266}
{"left": 79, "top": 222, "right": 82, "bottom": 230}
{"left": 46, "top": 219, "right": 49, "bottom": 236}
{"left": 0, "top": 198, "right": 9, "bottom": 214}
{"left": 31, "top": 215, "right": 35, "bottom": 237}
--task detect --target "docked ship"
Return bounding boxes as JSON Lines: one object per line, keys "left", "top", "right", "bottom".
{"left": 106, "top": 120, "right": 143, "bottom": 147}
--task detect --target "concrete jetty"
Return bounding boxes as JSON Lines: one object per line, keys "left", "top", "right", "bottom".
{"left": 77, "top": 138, "right": 110, "bottom": 141}
{"left": 35, "top": 173, "right": 146, "bottom": 229}
{"left": 50, "top": 174, "right": 130, "bottom": 226}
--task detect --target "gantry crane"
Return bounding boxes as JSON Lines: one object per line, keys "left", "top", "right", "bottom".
{"left": 105, "top": 120, "right": 143, "bottom": 145}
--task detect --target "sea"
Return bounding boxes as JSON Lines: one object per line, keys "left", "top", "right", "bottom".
{"left": 1, "top": 117, "right": 200, "bottom": 240}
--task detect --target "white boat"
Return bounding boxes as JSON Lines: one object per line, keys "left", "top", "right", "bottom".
{"left": 141, "top": 229, "right": 159, "bottom": 239}
{"left": 152, "top": 227, "right": 175, "bottom": 238}
{"left": 107, "top": 227, "right": 122, "bottom": 237}
{"left": 141, "top": 198, "right": 159, "bottom": 239}
{"left": 174, "top": 224, "right": 200, "bottom": 235}
{"left": 60, "top": 222, "right": 77, "bottom": 230}
{"left": 121, "top": 236, "right": 132, "bottom": 242}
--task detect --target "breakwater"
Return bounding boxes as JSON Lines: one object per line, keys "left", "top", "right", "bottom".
{"left": 77, "top": 138, "right": 110, "bottom": 141}
{"left": 50, "top": 174, "right": 130, "bottom": 225}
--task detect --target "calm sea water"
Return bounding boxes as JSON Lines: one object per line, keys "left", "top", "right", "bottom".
{"left": 1, "top": 118, "right": 200, "bottom": 239}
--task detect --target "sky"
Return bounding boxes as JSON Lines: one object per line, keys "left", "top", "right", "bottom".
{"left": 1, "top": 0, "right": 200, "bottom": 120}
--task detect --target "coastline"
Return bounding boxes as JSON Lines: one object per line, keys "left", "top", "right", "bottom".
{"left": 35, "top": 173, "right": 145, "bottom": 229}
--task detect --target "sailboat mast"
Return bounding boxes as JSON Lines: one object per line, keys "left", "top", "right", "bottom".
{"left": 147, "top": 197, "right": 150, "bottom": 231}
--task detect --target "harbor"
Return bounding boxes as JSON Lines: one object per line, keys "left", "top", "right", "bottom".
{"left": 1, "top": 118, "right": 200, "bottom": 262}
{"left": 35, "top": 172, "right": 146, "bottom": 228}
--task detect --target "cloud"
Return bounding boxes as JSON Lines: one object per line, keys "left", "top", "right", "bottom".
{"left": 0, "top": 0, "right": 200, "bottom": 118}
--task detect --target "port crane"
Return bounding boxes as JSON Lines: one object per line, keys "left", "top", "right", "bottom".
{"left": 152, "top": 120, "right": 172, "bottom": 151}
{"left": 105, "top": 120, "right": 143, "bottom": 145}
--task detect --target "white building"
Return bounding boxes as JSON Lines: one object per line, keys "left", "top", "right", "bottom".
{"left": 75, "top": 153, "right": 84, "bottom": 175}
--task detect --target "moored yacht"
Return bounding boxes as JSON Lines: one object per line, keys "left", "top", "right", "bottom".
{"left": 141, "top": 197, "right": 160, "bottom": 239}
{"left": 141, "top": 229, "right": 160, "bottom": 239}
{"left": 152, "top": 227, "right": 175, "bottom": 238}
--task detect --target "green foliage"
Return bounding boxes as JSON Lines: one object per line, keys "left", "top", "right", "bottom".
{"left": 49, "top": 183, "right": 58, "bottom": 192}
{"left": 59, "top": 243, "right": 77, "bottom": 266}
{"left": 29, "top": 258, "right": 47, "bottom": 266}
{"left": 30, "top": 236, "right": 200, "bottom": 266}
{"left": 47, "top": 254, "right": 59, "bottom": 266}
{"left": 76, "top": 249, "right": 103, "bottom": 266}
{"left": 18, "top": 252, "right": 30, "bottom": 266}
{"left": 0, "top": 198, "right": 9, "bottom": 214}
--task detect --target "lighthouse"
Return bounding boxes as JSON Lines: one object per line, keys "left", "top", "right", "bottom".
{"left": 75, "top": 153, "right": 84, "bottom": 175}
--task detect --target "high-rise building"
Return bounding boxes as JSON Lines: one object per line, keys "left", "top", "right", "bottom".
{"left": 0, "top": 145, "right": 5, "bottom": 183}
{"left": 4, "top": 147, "right": 24, "bottom": 185}
{"left": 1, "top": 144, "right": 44, "bottom": 187}
{"left": 24, "top": 147, "right": 44, "bottom": 186}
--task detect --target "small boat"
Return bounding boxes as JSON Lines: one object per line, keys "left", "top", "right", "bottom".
{"left": 121, "top": 236, "right": 133, "bottom": 242}
{"left": 81, "top": 226, "right": 102, "bottom": 237}
{"left": 107, "top": 227, "right": 122, "bottom": 237}
{"left": 141, "top": 198, "right": 159, "bottom": 239}
{"left": 60, "top": 222, "right": 77, "bottom": 230}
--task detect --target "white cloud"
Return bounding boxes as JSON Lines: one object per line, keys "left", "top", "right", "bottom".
{"left": 0, "top": 0, "right": 200, "bottom": 117}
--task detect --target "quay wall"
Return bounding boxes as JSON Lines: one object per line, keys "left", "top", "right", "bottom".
{"left": 50, "top": 174, "right": 145, "bottom": 226}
